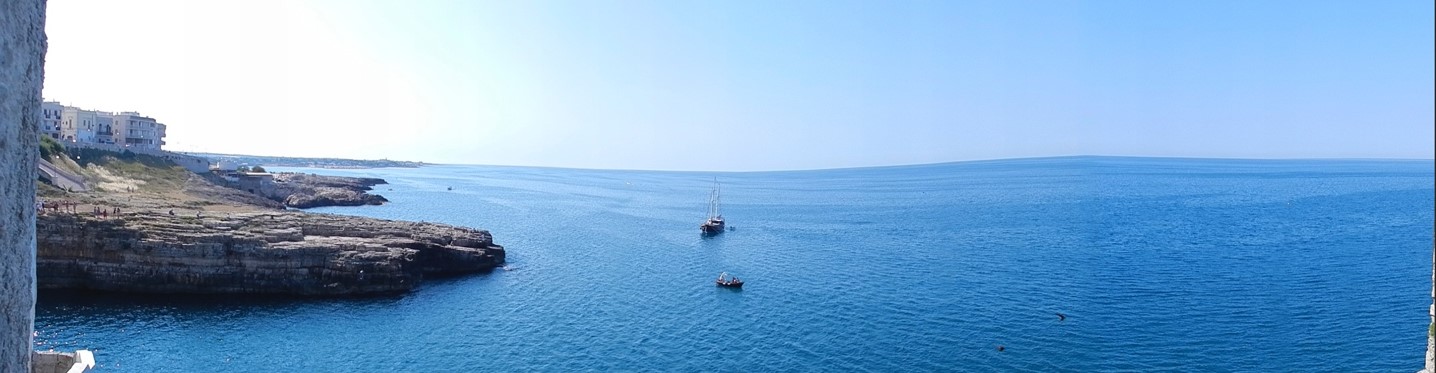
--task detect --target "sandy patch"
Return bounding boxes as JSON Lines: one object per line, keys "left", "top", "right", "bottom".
{"left": 87, "top": 164, "right": 147, "bottom": 192}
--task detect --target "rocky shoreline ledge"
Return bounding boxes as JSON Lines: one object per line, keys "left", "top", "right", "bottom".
{"left": 271, "top": 172, "right": 390, "bottom": 209}
{"left": 37, "top": 211, "right": 504, "bottom": 295}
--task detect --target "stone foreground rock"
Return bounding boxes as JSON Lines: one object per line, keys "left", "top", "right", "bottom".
{"left": 37, "top": 211, "right": 504, "bottom": 295}
{"left": 2, "top": 0, "right": 45, "bottom": 369}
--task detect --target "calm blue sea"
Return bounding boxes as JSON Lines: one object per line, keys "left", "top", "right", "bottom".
{"left": 35, "top": 157, "right": 1435, "bottom": 371}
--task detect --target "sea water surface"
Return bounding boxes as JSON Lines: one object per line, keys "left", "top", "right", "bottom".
{"left": 35, "top": 157, "right": 1435, "bottom": 371}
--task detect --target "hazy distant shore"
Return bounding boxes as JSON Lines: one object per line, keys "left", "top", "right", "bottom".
{"left": 181, "top": 152, "right": 426, "bottom": 169}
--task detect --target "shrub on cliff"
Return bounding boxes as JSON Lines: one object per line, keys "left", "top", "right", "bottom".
{"left": 38, "top": 135, "right": 64, "bottom": 160}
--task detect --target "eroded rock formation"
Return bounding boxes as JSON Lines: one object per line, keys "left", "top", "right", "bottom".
{"left": 2, "top": 0, "right": 45, "bottom": 370}
{"left": 36, "top": 211, "right": 504, "bottom": 295}
{"left": 271, "top": 173, "right": 390, "bottom": 209}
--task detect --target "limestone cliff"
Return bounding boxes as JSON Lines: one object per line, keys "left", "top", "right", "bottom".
{"left": 36, "top": 211, "right": 504, "bottom": 295}
{"left": 2, "top": 0, "right": 46, "bottom": 370}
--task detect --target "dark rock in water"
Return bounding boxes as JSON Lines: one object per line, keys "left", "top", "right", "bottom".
{"left": 281, "top": 187, "right": 389, "bottom": 209}
{"left": 271, "top": 173, "right": 390, "bottom": 209}
{"left": 35, "top": 211, "right": 504, "bottom": 295}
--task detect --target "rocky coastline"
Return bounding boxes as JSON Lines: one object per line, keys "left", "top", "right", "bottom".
{"left": 271, "top": 172, "right": 390, "bottom": 209}
{"left": 32, "top": 148, "right": 506, "bottom": 296}
{"left": 37, "top": 210, "right": 504, "bottom": 295}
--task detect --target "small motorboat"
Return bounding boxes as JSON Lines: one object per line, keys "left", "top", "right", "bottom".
{"left": 715, "top": 272, "right": 744, "bottom": 288}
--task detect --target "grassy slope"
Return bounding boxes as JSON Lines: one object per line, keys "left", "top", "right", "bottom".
{"left": 38, "top": 146, "right": 277, "bottom": 214}
{"left": 70, "top": 148, "right": 189, "bottom": 193}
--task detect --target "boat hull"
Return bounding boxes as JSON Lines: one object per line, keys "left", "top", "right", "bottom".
{"left": 700, "top": 220, "right": 725, "bottom": 235}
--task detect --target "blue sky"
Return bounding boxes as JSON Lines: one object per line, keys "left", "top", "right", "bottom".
{"left": 43, "top": 0, "right": 1435, "bottom": 171}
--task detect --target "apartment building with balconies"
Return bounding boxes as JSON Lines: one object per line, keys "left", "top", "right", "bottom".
{"left": 40, "top": 101, "right": 62, "bottom": 139}
{"left": 42, "top": 101, "right": 169, "bottom": 151}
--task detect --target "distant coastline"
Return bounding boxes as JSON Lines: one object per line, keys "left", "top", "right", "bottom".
{"left": 183, "top": 153, "right": 1436, "bottom": 174}
{"left": 180, "top": 152, "right": 426, "bottom": 169}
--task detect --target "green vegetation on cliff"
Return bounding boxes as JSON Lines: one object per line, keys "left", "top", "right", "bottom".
{"left": 39, "top": 135, "right": 64, "bottom": 160}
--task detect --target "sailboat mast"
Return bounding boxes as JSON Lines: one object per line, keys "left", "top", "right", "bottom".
{"left": 715, "top": 181, "right": 722, "bottom": 218}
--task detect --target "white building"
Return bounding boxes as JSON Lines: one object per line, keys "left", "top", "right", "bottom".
{"left": 39, "top": 101, "right": 62, "bottom": 140}
{"left": 60, "top": 107, "right": 99, "bottom": 143}
{"left": 214, "top": 159, "right": 239, "bottom": 171}
{"left": 43, "top": 100, "right": 169, "bottom": 151}
{"left": 108, "top": 112, "right": 166, "bottom": 150}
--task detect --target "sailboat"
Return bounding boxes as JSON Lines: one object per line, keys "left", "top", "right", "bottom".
{"left": 700, "top": 178, "right": 725, "bottom": 235}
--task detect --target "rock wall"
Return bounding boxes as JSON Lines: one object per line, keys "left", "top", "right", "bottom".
{"left": 1427, "top": 247, "right": 1434, "bottom": 372}
{"left": 163, "top": 152, "right": 213, "bottom": 174}
{"left": 1, "top": 0, "right": 45, "bottom": 371}
{"left": 29, "top": 351, "right": 74, "bottom": 373}
{"left": 32, "top": 350, "right": 94, "bottom": 373}
{"left": 36, "top": 212, "right": 504, "bottom": 295}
